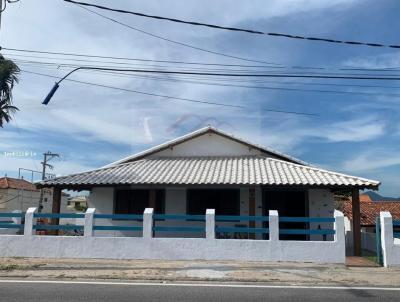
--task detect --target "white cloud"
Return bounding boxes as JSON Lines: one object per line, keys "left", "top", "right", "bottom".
{"left": 309, "top": 117, "right": 385, "bottom": 142}
{"left": 343, "top": 52, "right": 400, "bottom": 69}
{"left": 342, "top": 151, "right": 400, "bottom": 172}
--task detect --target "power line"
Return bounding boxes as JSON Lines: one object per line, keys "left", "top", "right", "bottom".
{"left": 72, "top": 4, "right": 281, "bottom": 66}
{"left": 10, "top": 56, "right": 400, "bottom": 90}
{"left": 18, "top": 65, "right": 400, "bottom": 80}
{"left": 21, "top": 69, "right": 317, "bottom": 116}
{"left": 2, "top": 47, "right": 283, "bottom": 69}
{"left": 4, "top": 47, "right": 400, "bottom": 73}
{"left": 65, "top": 0, "right": 400, "bottom": 49}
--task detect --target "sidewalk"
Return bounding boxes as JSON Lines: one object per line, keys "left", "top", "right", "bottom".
{"left": 0, "top": 258, "right": 399, "bottom": 287}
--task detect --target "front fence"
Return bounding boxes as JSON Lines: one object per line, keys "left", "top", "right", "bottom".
{"left": 0, "top": 207, "right": 345, "bottom": 263}
{"left": 380, "top": 212, "right": 400, "bottom": 267}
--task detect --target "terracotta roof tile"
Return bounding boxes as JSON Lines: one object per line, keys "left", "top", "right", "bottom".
{"left": 343, "top": 200, "right": 400, "bottom": 226}
{"left": 0, "top": 177, "right": 38, "bottom": 191}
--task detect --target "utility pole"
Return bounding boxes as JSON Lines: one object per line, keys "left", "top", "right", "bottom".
{"left": 38, "top": 151, "right": 59, "bottom": 212}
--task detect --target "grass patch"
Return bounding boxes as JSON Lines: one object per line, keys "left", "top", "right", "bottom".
{"left": 0, "top": 264, "right": 20, "bottom": 271}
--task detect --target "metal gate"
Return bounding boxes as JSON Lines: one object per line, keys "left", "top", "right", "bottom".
{"left": 375, "top": 217, "right": 383, "bottom": 266}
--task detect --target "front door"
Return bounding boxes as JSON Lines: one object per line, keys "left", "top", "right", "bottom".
{"left": 263, "top": 190, "right": 307, "bottom": 240}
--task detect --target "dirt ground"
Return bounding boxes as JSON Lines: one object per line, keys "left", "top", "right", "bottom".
{"left": 0, "top": 258, "right": 399, "bottom": 286}
{"left": 0, "top": 258, "right": 400, "bottom": 286}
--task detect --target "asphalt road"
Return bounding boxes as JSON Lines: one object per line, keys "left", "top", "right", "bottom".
{"left": 0, "top": 280, "right": 399, "bottom": 301}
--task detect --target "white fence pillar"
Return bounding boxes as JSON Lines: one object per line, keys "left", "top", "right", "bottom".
{"left": 380, "top": 211, "right": 394, "bottom": 267}
{"left": 84, "top": 208, "right": 96, "bottom": 237}
{"left": 143, "top": 208, "right": 154, "bottom": 239}
{"left": 24, "top": 207, "right": 37, "bottom": 237}
{"left": 206, "top": 209, "right": 215, "bottom": 239}
{"left": 334, "top": 210, "right": 346, "bottom": 262}
{"left": 269, "top": 210, "right": 279, "bottom": 241}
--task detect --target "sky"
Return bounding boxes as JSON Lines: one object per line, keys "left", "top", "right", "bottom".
{"left": 0, "top": 0, "right": 399, "bottom": 197}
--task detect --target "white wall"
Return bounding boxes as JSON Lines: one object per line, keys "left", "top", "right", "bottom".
{"left": 0, "top": 209, "right": 346, "bottom": 264}
{"left": 149, "top": 132, "right": 276, "bottom": 158}
{"left": 380, "top": 212, "right": 400, "bottom": 267}
{"left": 0, "top": 188, "right": 69, "bottom": 213}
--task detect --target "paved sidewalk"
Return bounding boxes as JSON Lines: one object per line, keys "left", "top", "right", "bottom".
{"left": 0, "top": 258, "right": 399, "bottom": 287}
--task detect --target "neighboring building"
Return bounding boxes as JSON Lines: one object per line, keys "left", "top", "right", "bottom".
{"left": 343, "top": 198, "right": 400, "bottom": 232}
{"left": 0, "top": 176, "right": 69, "bottom": 213}
{"left": 39, "top": 127, "right": 380, "bottom": 250}
{"left": 67, "top": 196, "right": 88, "bottom": 211}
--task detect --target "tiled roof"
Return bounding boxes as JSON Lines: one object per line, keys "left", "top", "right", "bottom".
{"left": 0, "top": 177, "right": 38, "bottom": 191}
{"left": 39, "top": 156, "right": 380, "bottom": 188}
{"left": 360, "top": 194, "right": 372, "bottom": 202}
{"left": 343, "top": 200, "right": 400, "bottom": 226}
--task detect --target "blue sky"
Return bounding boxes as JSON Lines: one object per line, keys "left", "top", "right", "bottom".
{"left": 0, "top": 0, "right": 399, "bottom": 196}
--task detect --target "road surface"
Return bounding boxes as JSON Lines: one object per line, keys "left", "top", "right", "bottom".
{"left": 0, "top": 280, "right": 399, "bottom": 301}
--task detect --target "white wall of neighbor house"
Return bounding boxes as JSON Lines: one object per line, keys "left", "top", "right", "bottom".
{"left": 89, "top": 186, "right": 336, "bottom": 239}
{"left": 148, "top": 132, "right": 278, "bottom": 158}
{"left": 0, "top": 188, "right": 69, "bottom": 213}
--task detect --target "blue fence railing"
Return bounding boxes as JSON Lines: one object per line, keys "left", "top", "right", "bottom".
{"left": 93, "top": 213, "right": 143, "bottom": 232}
{"left": 215, "top": 215, "right": 270, "bottom": 235}
{"left": 393, "top": 220, "right": 400, "bottom": 238}
{"left": 279, "top": 216, "right": 335, "bottom": 236}
{"left": 153, "top": 214, "right": 205, "bottom": 233}
{"left": 0, "top": 212, "right": 24, "bottom": 230}
{"left": 33, "top": 213, "right": 85, "bottom": 219}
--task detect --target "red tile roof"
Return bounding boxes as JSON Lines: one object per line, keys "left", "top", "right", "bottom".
{"left": 343, "top": 200, "right": 400, "bottom": 226}
{"left": 0, "top": 177, "right": 38, "bottom": 191}
{"left": 360, "top": 194, "right": 372, "bottom": 203}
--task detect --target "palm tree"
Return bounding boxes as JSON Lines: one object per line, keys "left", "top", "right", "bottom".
{"left": 0, "top": 54, "right": 20, "bottom": 127}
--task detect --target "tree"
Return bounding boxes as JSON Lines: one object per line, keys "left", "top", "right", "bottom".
{"left": 0, "top": 54, "right": 20, "bottom": 127}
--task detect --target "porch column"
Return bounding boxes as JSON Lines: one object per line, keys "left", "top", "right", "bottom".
{"left": 249, "top": 187, "right": 256, "bottom": 239}
{"left": 51, "top": 187, "right": 62, "bottom": 235}
{"left": 149, "top": 189, "right": 156, "bottom": 209}
{"left": 352, "top": 188, "right": 361, "bottom": 256}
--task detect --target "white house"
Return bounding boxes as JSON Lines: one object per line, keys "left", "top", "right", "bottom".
{"left": 0, "top": 177, "right": 69, "bottom": 213}
{"left": 39, "top": 126, "right": 380, "bottom": 254}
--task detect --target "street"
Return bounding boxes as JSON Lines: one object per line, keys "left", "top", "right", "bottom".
{"left": 0, "top": 280, "right": 399, "bottom": 302}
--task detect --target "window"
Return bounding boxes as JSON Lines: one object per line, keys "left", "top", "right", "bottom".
{"left": 187, "top": 189, "right": 240, "bottom": 215}
{"left": 114, "top": 189, "right": 165, "bottom": 215}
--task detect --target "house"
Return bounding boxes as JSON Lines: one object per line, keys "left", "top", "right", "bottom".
{"left": 343, "top": 198, "right": 400, "bottom": 232}
{"left": 67, "top": 196, "right": 88, "bottom": 211}
{"left": 342, "top": 197, "right": 400, "bottom": 253}
{"left": 39, "top": 126, "right": 380, "bottom": 254}
{"left": 0, "top": 176, "right": 69, "bottom": 213}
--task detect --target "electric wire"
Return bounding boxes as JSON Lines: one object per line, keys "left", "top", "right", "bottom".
{"left": 21, "top": 69, "right": 318, "bottom": 116}
{"left": 65, "top": 0, "right": 400, "bottom": 49}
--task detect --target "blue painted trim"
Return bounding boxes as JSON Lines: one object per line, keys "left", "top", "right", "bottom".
{"left": 215, "top": 227, "right": 269, "bottom": 234}
{"left": 279, "top": 217, "right": 335, "bottom": 223}
{"left": 0, "top": 224, "right": 23, "bottom": 229}
{"left": 392, "top": 221, "right": 400, "bottom": 226}
{"left": 33, "top": 224, "right": 84, "bottom": 230}
{"left": 394, "top": 232, "right": 400, "bottom": 238}
{"left": 215, "top": 215, "right": 269, "bottom": 222}
{"left": 0, "top": 212, "right": 24, "bottom": 218}
{"left": 0, "top": 220, "right": 13, "bottom": 224}
{"left": 34, "top": 213, "right": 85, "bottom": 219}
{"left": 153, "top": 226, "right": 204, "bottom": 232}
{"left": 153, "top": 214, "right": 205, "bottom": 221}
{"left": 93, "top": 225, "right": 143, "bottom": 231}
{"left": 279, "top": 229, "right": 335, "bottom": 235}
{"left": 94, "top": 214, "right": 143, "bottom": 220}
